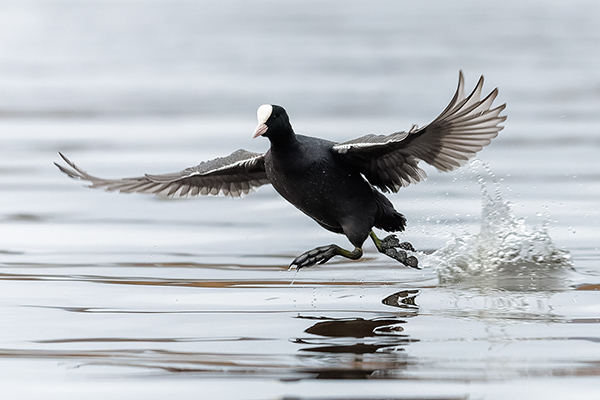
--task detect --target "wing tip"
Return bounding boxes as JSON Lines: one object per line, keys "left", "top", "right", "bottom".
{"left": 54, "top": 152, "right": 84, "bottom": 180}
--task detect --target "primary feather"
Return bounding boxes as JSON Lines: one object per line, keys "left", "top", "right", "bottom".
{"left": 332, "top": 70, "right": 506, "bottom": 192}
{"left": 54, "top": 150, "right": 269, "bottom": 198}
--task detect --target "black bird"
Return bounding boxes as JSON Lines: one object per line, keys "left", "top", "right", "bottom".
{"left": 55, "top": 71, "right": 506, "bottom": 269}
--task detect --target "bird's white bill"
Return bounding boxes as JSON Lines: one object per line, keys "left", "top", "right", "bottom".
{"left": 253, "top": 123, "right": 268, "bottom": 138}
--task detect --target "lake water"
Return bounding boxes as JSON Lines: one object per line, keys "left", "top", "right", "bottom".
{"left": 1, "top": 1, "right": 599, "bottom": 399}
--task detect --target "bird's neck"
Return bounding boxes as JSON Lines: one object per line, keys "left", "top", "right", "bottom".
{"left": 268, "top": 128, "right": 298, "bottom": 150}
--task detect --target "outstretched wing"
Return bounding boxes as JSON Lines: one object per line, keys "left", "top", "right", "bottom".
{"left": 55, "top": 150, "right": 270, "bottom": 197}
{"left": 332, "top": 71, "right": 507, "bottom": 192}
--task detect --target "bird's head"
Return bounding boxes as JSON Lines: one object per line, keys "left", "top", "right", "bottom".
{"left": 252, "top": 104, "right": 294, "bottom": 140}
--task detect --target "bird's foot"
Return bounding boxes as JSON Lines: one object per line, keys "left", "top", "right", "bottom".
{"left": 380, "top": 234, "right": 400, "bottom": 248}
{"left": 290, "top": 245, "right": 363, "bottom": 270}
{"left": 380, "top": 235, "right": 416, "bottom": 252}
{"left": 384, "top": 247, "right": 419, "bottom": 269}
{"left": 290, "top": 245, "right": 338, "bottom": 270}
{"left": 372, "top": 232, "right": 419, "bottom": 269}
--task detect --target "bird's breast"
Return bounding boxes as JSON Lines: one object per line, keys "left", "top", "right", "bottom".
{"left": 264, "top": 146, "right": 371, "bottom": 229}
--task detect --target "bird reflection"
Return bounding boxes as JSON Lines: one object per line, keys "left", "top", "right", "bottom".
{"left": 293, "top": 290, "right": 421, "bottom": 379}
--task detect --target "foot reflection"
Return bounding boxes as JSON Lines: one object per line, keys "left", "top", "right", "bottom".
{"left": 381, "top": 289, "right": 419, "bottom": 309}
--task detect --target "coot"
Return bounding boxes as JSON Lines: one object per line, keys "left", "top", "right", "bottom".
{"left": 55, "top": 71, "right": 506, "bottom": 269}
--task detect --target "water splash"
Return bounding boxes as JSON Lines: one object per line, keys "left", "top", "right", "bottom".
{"left": 428, "top": 160, "right": 573, "bottom": 287}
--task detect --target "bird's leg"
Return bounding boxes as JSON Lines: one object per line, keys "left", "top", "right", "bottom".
{"left": 369, "top": 231, "right": 419, "bottom": 269}
{"left": 291, "top": 245, "right": 363, "bottom": 270}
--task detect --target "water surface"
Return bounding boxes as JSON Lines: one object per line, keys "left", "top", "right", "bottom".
{"left": 1, "top": 1, "right": 600, "bottom": 399}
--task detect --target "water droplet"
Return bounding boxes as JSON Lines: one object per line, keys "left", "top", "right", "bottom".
{"left": 429, "top": 160, "right": 573, "bottom": 283}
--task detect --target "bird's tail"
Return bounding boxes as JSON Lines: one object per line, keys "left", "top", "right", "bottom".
{"left": 373, "top": 190, "right": 407, "bottom": 232}
{"left": 375, "top": 210, "right": 407, "bottom": 232}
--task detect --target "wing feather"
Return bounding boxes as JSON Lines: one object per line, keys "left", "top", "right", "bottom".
{"left": 332, "top": 71, "right": 506, "bottom": 191}
{"left": 55, "top": 149, "right": 270, "bottom": 198}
